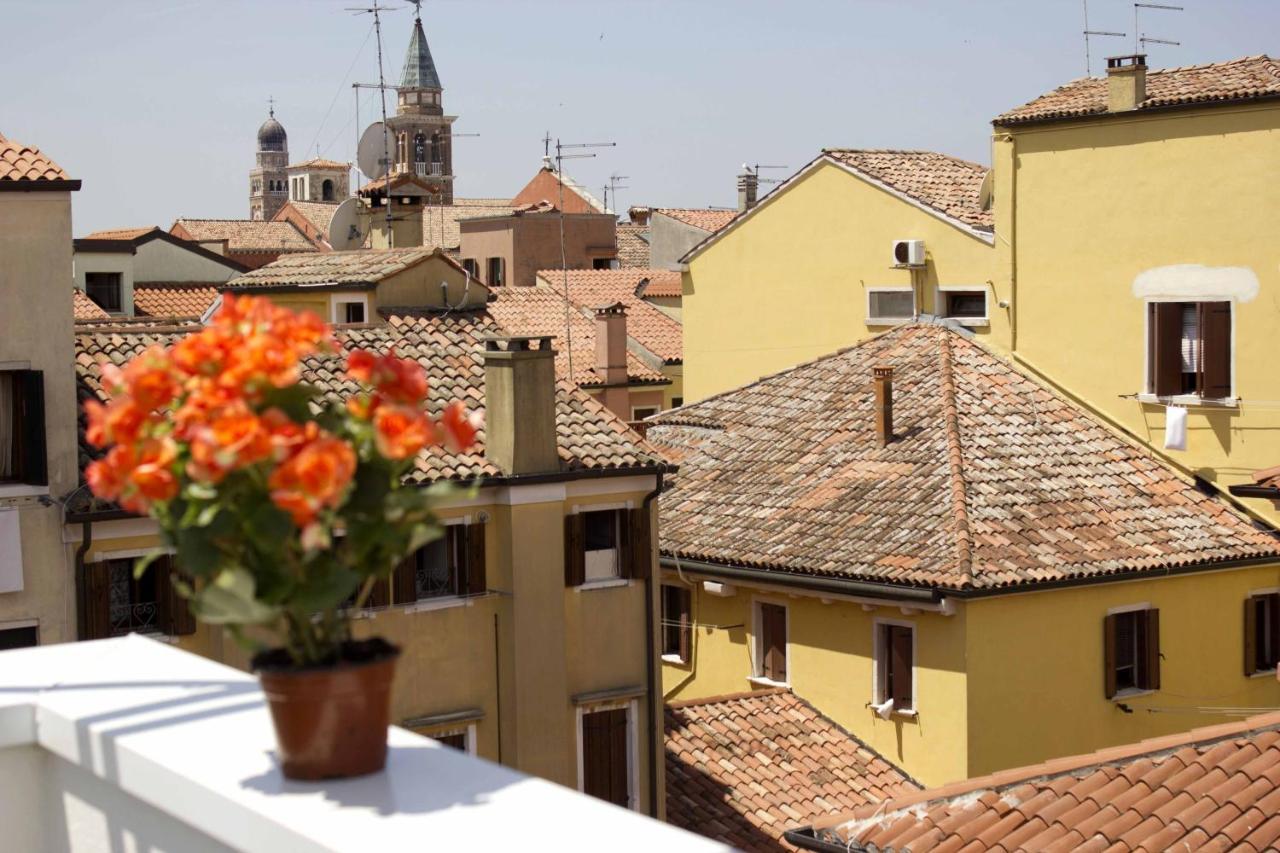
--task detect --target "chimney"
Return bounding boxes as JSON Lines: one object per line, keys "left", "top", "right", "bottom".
{"left": 1105, "top": 54, "right": 1147, "bottom": 112}
{"left": 737, "top": 169, "right": 759, "bottom": 213}
{"left": 482, "top": 335, "right": 560, "bottom": 476}
{"left": 594, "top": 302, "right": 630, "bottom": 420}
{"left": 628, "top": 205, "right": 651, "bottom": 227}
{"left": 873, "top": 366, "right": 893, "bottom": 447}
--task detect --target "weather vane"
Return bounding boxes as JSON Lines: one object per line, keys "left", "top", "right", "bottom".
{"left": 267, "top": 95, "right": 276, "bottom": 117}
{"left": 410, "top": 0, "right": 423, "bottom": 19}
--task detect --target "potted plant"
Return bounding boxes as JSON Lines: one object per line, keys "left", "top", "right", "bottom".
{"left": 84, "top": 295, "right": 478, "bottom": 780}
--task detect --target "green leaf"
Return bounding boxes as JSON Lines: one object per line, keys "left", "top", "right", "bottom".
{"left": 289, "top": 562, "right": 360, "bottom": 614}
{"left": 245, "top": 501, "right": 293, "bottom": 548}
{"left": 132, "top": 549, "right": 167, "bottom": 581}
{"left": 191, "top": 569, "right": 280, "bottom": 625}
{"left": 186, "top": 482, "right": 217, "bottom": 501}
{"left": 259, "top": 383, "right": 321, "bottom": 423}
{"left": 175, "top": 526, "right": 221, "bottom": 575}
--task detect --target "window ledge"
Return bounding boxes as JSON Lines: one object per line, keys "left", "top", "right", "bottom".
{"left": 577, "top": 578, "right": 632, "bottom": 592}
{"left": 660, "top": 654, "right": 688, "bottom": 666}
{"left": 403, "top": 596, "right": 473, "bottom": 615}
{"left": 866, "top": 317, "right": 913, "bottom": 327}
{"left": 1135, "top": 393, "right": 1239, "bottom": 409}
{"left": 1249, "top": 668, "right": 1278, "bottom": 679}
{"left": 747, "top": 676, "right": 790, "bottom": 689}
{"left": 1112, "top": 688, "right": 1156, "bottom": 700}
{"left": 0, "top": 484, "right": 49, "bottom": 500}
{"left": 944, "top": 317, "right": 989, "bottom": 328}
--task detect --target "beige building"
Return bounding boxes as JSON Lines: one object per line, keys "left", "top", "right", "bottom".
{"left": 459, "top": 206, "right": 617, "bottom": 288}
{"left": 0, "top": 132, "right": 80, "bottom": 650}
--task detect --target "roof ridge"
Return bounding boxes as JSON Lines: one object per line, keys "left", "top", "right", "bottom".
{"left": 665, "top": 687, "right": 791, "bottom": 710}
{"left": 938, "top": 334, "right": 974, "bottom": 585}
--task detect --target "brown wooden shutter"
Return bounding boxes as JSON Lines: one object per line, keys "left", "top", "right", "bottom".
{"left": 1150, "top": 303, "right": 1183, "bottom": 397}
{"left": 79, "top": 562, "right": 114, "bottom": 640}
{"left": 760, "top": 603, "right": 786, "bottom": 682}
{"left": 1200, "top": 301, "right": 1232, "bottom": 399}
{"left": 14, "top": 370, "right": 47, "bottom": 486}
{"left": 890, "top": 626, "right": 913, "bottom": 707}
{"left": 608, "top": 708, "right": 629, "bottom": 807}
{"left": 582, "top": 710, "right": 610, "bottom": 802}
{"left": 1104, "top": 614, "right": 1118, "bottom": 699}
{"left": 392, "top": 554, "right": 417, "bottom": 605}
{"left": 158, "top": 556, "right": 197, "bottom": 636}
{"left": 564, "top": 514, "right": 585, "bottom": 587}
{"left": 1269, "top": 595, "right": 1280, "bottom": 667}
{"left": 678, "top": 587, "right": 691, "bottom": 663}
{"left": 627, "top": 508, "right": 651, "bottom": 580}
{"left": 1143, "top": 609, "right": 1161, "bottom": 691}
{"left": 1245, "top": 597, "right": 1259, "bottom": 677}
{"left": 465, "top": 522, "right": 486, "bottom": 596}
{"left": 364, "top": 576, "right": 391, "bottom": 609}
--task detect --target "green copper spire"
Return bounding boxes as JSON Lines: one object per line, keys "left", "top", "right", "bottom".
{"left": 399, "top": 14, "right": 442, "bottom": 90}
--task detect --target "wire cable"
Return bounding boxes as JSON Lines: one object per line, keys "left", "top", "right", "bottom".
{"left": 308, "top": 21, "right": 376, "bottom": 160}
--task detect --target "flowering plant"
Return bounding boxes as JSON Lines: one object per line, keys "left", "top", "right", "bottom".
{"left": 84, "top": 295, "right": 478, "bottom": 666}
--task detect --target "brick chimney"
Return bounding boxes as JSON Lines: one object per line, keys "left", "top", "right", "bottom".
{"left": 628, "top": 206, "right": 651, "bottom": 227}
{"left": 873, "top": 366, "right": 893, "bottom": 447}
{"left": 594, "top": 302, "right": 630, "bottom": 420}
{"left": 482, "top": 335, "right": 559, "bottom": 476}
{"left": 737, "top": 170, "right": 759, "bottom": 213}
{"left": 1106, "top": 54, "right": 1147, "bottom": 112}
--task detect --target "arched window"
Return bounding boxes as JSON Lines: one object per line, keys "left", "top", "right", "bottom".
{"left": 322, "top": 179, "right": 334, "bottom": 201}
{"left": 430, "top": 133, "right": 442, "bottom": 170}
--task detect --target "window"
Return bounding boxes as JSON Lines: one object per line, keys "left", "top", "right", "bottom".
{"left": 331, "top": 297, "right": 368, "bottom": 326}
{"left": 1104, "top": 607, "right": 1160, "bottom": 698}
{"left": 1147, "top": 301, "right": 1231, "bottom": 399}
{"left": 85, "top": 273, "right": 123, "bottom": 313}
{"left": 875, "top": 622, "right": 914, "bottom": 712}
{"left": 867, "top": 288, "right": 914, "bottom": 324}
{"left": 0, "top": 624, "right": 37, "bottom": 651}
{"left": 434, "top": 730, "right": 469, "bottom": 752}
{"left": 0, "top": 370, "right": 47, "bottom": 486}
{"left": 941, "top": 289, "right": 987, "bottom": 321}
{"left": 343, "top": 302, "right": 365, "bottom": 323}
{"left": 390, "top": 522, "right": 486, "bottom": 605}
{"left": 564, "top": 508, "right": 650, "bottom": 587}
{"left": 755, "top": 601, "right": 787, "bottom": 683}
{"left": 592, "top": 258, "right": 614, "bottom": 270}
{"left": 631, "top": 406, "right": 659, "bottom": 421}
{"left": 322, "top": 179, "right": 335, "bottom": 201}
{"left": 461, "top": 258, "right": 479, "bottom": 278}
{"left": 1245, "top": 593, "right": 1280, "bottom": 675}
{"left": 580, "top": 705, "right": 631, "bottom": 808}
{"left": 486, "top": 257, "right": 506, "bottom": 287}
{"left": 672, "top": 397, "right": 684, "bottom": 408}
{"left": 78, "top": 555, "right": 196, "bottom": 640}
{"left": 661, "top": 584, "right": 692, "bottom": 663}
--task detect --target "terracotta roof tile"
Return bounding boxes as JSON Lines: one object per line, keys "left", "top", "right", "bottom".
{"left": 83, "top": 226, "right": 158, "bottom": 240}
{"left": 227, "top": 247, "right": 462, "bottom": 288}
{"left": 0, "top": 132, "right": 69, "bottom": 182}
{"left": 637, "top": 270, "right": 682, "bottom": 299}
{"left": 283, "top": 201, "right": 340, "bottom": 237}
{"left": 665, "top": 689, "right": 918, "bottom": 852}
{"left": 72, "top": 290, "right": 109, "bottom": 320}
{"left": 996, "top": 55, "right": 1280, "bottom": 125}
{"left": 533, "top": 269, "right": 682, "bottom": 363}
{"left": 824, "top": 149, "right": 993, "bottom": 230}
{"left": 132, "top": 283, "right": 220, "bottom": 318}
{"left": 648, "top": 323, "right": 1280, "bottom": 592}
{"left": 806, "top": 711, "right": 1280, "bottom": 852}
{"left": 655, "top": 208, "right": 739, "bottom": 233}
{"left": 171, "top": 219, "right": 315, "bottom": 253}
{"left": 286, "top": 158, "right": 349, "bottom": 171}
{"left": 423, "top": 198, "right": 514, "bottom": 250}
{"left": 616, "top": 222, "right": 651, "bottom": 268}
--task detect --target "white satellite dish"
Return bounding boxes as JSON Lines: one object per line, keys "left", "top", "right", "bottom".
{"left": 357, "top": 122, "right": 390, "bottom": 181}
{"left": 327, "top": 198, "right": 368, "bottom": 251}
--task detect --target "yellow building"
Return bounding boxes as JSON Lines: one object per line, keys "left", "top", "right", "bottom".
{"left": 69, "top": 314, "right": 670, "bottom": 816}
{"left": 649, "top": 324, "right": 1280, "bottom": 787}
{"left": 680, "top": 149, "right": 998, "bottom": 402}
{"left": 990, "top": 53, "right": 1280, "bottom": 528}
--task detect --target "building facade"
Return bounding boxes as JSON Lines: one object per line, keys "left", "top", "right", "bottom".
{"left": 386, "top": 10, "right": 456, "bottom": 204}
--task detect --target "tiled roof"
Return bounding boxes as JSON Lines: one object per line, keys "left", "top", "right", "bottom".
{"left": 824, "top": 149, "right": 993, "bottom": 230}
{"left": 283, "top": 201, "right": 340, "bottom": 237}
{"left": 286, "top": 158, "right": 349, "bottom": 171}
{"left": 533, "top": 269, "right": 682, "bottom": 363}
{"left": 171, "top": 219, "right": 315, "bottom": 254}
{"left": 73, "top": 312, "right": 661, "bottom": 494}
{"left": 1254, "top": 465, "right": 1280, "bottom": 491}
{"left": 0, "top": 132, "right": 70, "bottom": 182}
{"left": 83, "top": 226, "right": 157, "bottom": 240}
{"left": 655, "top": 208, "right": 739, "bottom": 233}
{"left": 72, "top": 290, "right": 109, "bottom": 320}
{"left": 487, "top": 286, "right": 668, "bottom": 387}
{"left": 227, "top": 247, "right": 457, "bottom": 288}
{"left": 424, "top": 198, "right": 515, "bottom": 250}
{"left": 996, "top": 54, "right": 1280, "bottom": 125}
{"left": 616, "top": 223, "right": 651, "bottom": 268}
{"left": 806, "top": 710, "right": 1280, "bottom": 852}
{"left": 637, "top": 270, "right": 682, "bottom": 299}
{"left": 132, "top": 283, "right": 221, "bottom": 318}
{"left": 399, "top": 15, "right": 441, "bottom": 89}
{"left": 666, "top": 689, "right": 918, "bottom": 852}
{"left": 647, "top": 323, "right": 1280, "bottom": 592}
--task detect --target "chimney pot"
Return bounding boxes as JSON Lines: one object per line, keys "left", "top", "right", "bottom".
{"left": 482, "top": 335, "right": 560, "bottom": 475}
{"left": 873, "top": 366, "right": 893, "bottom": 447}
{"left": 1105, "top": 53, "right": 1147, "bottom": 112}
{"left": 737, "top": 171, "right": 759, "bottom": 213}
{"left": 594, "top": 303, "right": 630, "bottom": 420}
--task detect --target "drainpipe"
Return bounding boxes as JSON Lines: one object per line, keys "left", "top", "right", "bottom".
{"left": 73, "top": 520, "right": 92, "bottom": 640}
{"left": 640, "top": 467, "right": 666, "bottom": 818}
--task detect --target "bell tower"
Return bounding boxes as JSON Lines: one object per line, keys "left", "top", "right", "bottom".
{"left": 385, "top": 1, "right": 456, "bottom": 204}
{"left": 249, "top": 99, "right": 289, "bottom": 221}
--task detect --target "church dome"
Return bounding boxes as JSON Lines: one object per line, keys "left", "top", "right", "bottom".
{"left": 257, "top": 115, "right": 287, "bottom": 151}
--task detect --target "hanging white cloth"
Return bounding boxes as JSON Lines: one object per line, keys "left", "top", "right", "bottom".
{"left": 1164, "top": 405, "right": 1188, "bottom": 451}
{"left": 870, "top": 697, "right": 895, "bottom": 720}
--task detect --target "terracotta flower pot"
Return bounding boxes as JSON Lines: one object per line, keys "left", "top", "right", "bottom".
{"left": 254, "top": 638, "right": 401, "bottom": 781}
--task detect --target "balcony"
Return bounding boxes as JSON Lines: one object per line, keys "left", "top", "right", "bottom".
{"left": 0, "top": 635, "right": 726, "bottom": 851}
{"left": 413, "top": 162, "right": 444, "bottom": 178}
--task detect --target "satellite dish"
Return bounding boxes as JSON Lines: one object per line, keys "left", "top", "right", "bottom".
{"left": 327, "top": 198, "right": 368, "bottom": 251}
{"left": 978, "top": 169, "right": 994, "bottom": 212}
{"left": 357, "top": 122, "right": 390, "bottom": 181}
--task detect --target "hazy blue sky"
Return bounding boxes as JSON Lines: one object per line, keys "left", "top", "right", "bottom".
{"left": 2, "top": 0, "right": 1276, "bottom": 236}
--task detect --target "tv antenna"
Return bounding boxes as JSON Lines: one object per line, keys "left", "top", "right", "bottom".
{"left": 1134, "top": 3, "right": 1182, "bottom": 55}
{"left": 746, "top": 163, "right": 789, "bottom": 186}
{"left": 347, "top": 3, "right": 400, "bottom": 245}
{"left": 603, "top": 172, "right": 629, "bottom": 215}
{"left": 553, "top": 137, "right": 615, "bottom": 380}
{"left": 1082, "top": 0, "right": 1126, "bottom": 76}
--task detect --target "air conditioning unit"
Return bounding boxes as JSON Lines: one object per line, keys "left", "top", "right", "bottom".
{"left": 892, "top": 239, "right": 925, "bottom": 267}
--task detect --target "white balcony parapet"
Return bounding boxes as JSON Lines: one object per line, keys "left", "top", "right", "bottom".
{"left": 0, "top": 635, "right": 727, "bottom": 852}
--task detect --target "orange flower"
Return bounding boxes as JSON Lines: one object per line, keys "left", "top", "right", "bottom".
{"left": 86, "top": 445, "right": 135, "bottom": 501}
{"left": 262, "top": 408, "right": 317, "bottom": 461}
{"left": 121, "top": 346, "right": 179, "bottom": 411}
{"left": 268, "top": 435, "right": 356, "bottom": 527}
{"left": 373, "top": 405, "right": 434, "bottom": 460}
{"left": 84, "top": 398, "right": 150, "bottom": 449}
{"left": 346, "top": 348, "right": 428, "bottom": 405}
{"left": 440, "top": 400, "right": 480, "bottom": 453}
{"left": 129, "top": 438, "right": 179, "bottom": 505}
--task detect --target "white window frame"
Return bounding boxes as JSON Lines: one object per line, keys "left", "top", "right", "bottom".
{"left": 331, "top": 294, "right": 369, "bottom": 325}
{"left": 935, "top": 284, "right": 989, "bottom": 327}
{"left": 1105, "top": 601, "right": 1156, "bottom": 699}
{"left": 872, "top": 617, "right": 918, "bottom": 716}
{"left": 571, "top": 501, "right": 634, "bottom": 591}
{"left": 659, "top": 582, "right": 692, "bottom": 665}
{"left": 575, "top": 699, "right": 640, "bottom": 813}
{"left": 428, "top": 723, "right": 477, "bottom": 756}
{"left": 1138, "top": 297, "right": 1238, "bottom": 405}
{"left": 1247, "top": 587, "right": 1280, "bottom": 678}
{"left": 748, "top": 596, "right": 790, "bottom": 688}
{"left": 630, "top": 406, "right": 660, "bottom": 421}
{"left": 865, "top": 286, "right": 915, "bottom": 326}
{"left": 400, "top": 515, "right": 474, "bottom": 614}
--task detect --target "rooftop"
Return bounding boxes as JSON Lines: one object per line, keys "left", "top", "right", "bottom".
{"left": 533, "top": 269, "right": 683, "bottom": 363}
{"left": 823, "top": 149, "right": 993, "bottom": 230}
{"left": 616, "top": 223, "right": 652, "bottom": 268}
{"left": 399, "top": 14, "right": 442, "bottom": 90}
{"left": 996, "top": 54, "right": 1280, "bottom": 126}
{"left": 801, "top": 708, "right": 1280, "bottom": 852}
{"left": 227, "top": 247, "right": 464, "bottom": 289}
{"left": 647, "top": 323, "right": 1280, "bottom": 593}
{"left": 72, "top": 289, "right": 108, "bottom": 320}
{"left": 171, "top": 219, "right": 316, "bottom": 254}
{"left": 655, "top": 208, "right": 739, "bottom": 234}
{"left": 279, "top": 200, "right": 340, "bottom": 237}
{"left": 636, "top": 270, "right": 682, "bottom": 299}
{"left": 0, "top": 131, "right": 73, "bottom": 184}
{"left": 665, "top": 689, "right": 918, "bottom": 852}
{"left": 132, "top": 282, "right": 221, "bottom": 318}
{"left": 423, "top": 198, "right": 514, "bottom": 250}
{"left": 83, "top": 226, "right": 157, "bottom": 240}
{"left": 287, "top": 158, "right": 350, "bottom": 171}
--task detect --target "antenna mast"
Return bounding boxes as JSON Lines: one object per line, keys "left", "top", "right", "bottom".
{"left": 603, "top": 172, "right": 629, "bottom": 216}
{"left": 1082, "top": 0, "right": 1126, "bottom": 76}
{"left": 348, "top": 3, "right": 399, "bottom": 246}
{"left": 1134, "top": 3, "right": 1183, "bottom": 55}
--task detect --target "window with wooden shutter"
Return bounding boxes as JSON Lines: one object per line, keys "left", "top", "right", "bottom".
{"left": 1200, "top": 301, "right": 1232, "bottom": 399}
{"left": 876, "top": 623, "right": 914, "bottom": 710}
{"left": 757, "top": 602, "right": 787, "bottom": 683}
{"left": 80, "top": 557, "right": 164, "bottom": 639}
{"left": 1105, "top": 608, "right": 1159, "bottom": 697}
{"left": 1245, "top": 593, "right": 1280, "bottom": 675}
{"left": 661, "top": 584, "right": 691, "bottom": 662}
{"left": 1147, "top": 301, "right": 1232, "bottom": 399}
{"left": 465, "top": 522, "right": 486, "bottom": 596}
{"left": 583, "top": 510, "right": 621, "bottom": 583}
{"left": 564, "top": 513, "right": 586, "bottom": 587}
{"left": 156, "top": 556, "right": 197, "bottom": 636}
{"left": 1, "top": 370, "right": 47, "bottom": 486}
{"left": 392, "top": 525, "right": 478, "bottom": 604}
{"left": 1148, "top": 302, "right": 1184, "bottom": 397}
{"left": 626, "top": 507, "right": 650, "bottom": 580}
{"left": 581, "top": 707, "right": 630, "bottom": 808}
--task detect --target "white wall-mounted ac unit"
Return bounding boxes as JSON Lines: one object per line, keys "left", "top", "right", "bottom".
{"left": 892, "top": 239, "right": 925, "bottom": 267}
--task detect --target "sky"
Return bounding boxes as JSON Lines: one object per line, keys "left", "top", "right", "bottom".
{"left": 2, "top": 0, "right": 1276, "bottom": 237}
